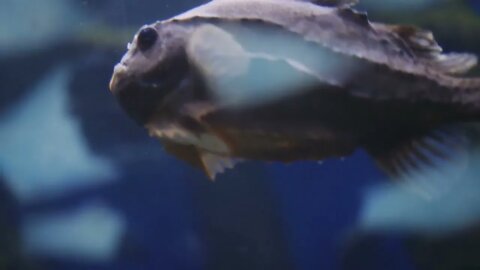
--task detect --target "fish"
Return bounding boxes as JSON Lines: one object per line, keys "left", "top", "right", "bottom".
{"left": 109, "top": 0, "right": 480, "bottom": 180}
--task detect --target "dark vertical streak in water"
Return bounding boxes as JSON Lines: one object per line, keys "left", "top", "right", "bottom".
{"left": 0, "top": 174, "right": 35, "bottom": 269}
{"left": 407, "top": 229, "right": 480, "bottom": 270}
{"left": 190, "top": 166, "right": 294, "bottom": 270}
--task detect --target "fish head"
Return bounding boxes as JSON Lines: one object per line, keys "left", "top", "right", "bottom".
{"left": 109, "top": 22, "right": 190, "bottom": 124}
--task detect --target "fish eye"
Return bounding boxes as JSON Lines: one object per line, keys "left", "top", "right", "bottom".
{"left": 137, "top": 27, "right": 158, "bottom": 52}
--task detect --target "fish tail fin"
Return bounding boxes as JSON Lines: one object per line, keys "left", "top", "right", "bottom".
{"left": 367, "top": 72, "right": 480, "bottom": 196}
{"left": 365, "top": 124, "right": 480, "bottom": 198}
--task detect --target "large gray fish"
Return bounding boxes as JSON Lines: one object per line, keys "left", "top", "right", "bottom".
{"left": 109, "top": 0, "right": 480, "bottom": 179}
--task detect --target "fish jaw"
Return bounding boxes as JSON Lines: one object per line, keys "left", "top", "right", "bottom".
{"left": 109, "top": 63, "right": 129, "bottom": 95}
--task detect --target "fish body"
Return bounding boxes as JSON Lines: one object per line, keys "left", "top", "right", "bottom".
{"left": 109, "top": 0, "right": 480, "bottom": 179}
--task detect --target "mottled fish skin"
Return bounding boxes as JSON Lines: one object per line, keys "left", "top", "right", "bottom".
{"left": 170, "top": 0, "right": 480, "bottom": 101}
{"left": 109, "top": 0, "right": 480, "bottom": 179}
{"left": 172, "top": 1, "right": 466, "bottom": 78}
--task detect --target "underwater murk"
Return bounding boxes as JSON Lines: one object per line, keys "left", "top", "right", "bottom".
{"left": 1, "top": 0, "right": 480, "bottom": 269}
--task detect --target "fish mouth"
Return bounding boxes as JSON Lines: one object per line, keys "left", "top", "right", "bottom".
{"left": 109, "top": 53, "right": 191, "bottom": 125}
{"left": 109, "top": 64, "right": 167, "bottom": 125}
{"left": 109, "top": 63, "right": 129, "bottom": 94}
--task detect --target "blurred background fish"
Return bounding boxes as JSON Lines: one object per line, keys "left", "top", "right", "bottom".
{"left": 1, "top": 0, "right": 480, "bottom": 270}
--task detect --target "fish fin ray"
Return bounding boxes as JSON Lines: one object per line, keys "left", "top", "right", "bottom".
{"left": 378, "top": 24, "right": 477, "bottom": 74}
{"left": 299, "top": 0, "right": 359, "bottom": 7}
{"left": 212, "top": 0, "right": 359, "bottom": 7}
{"left": 367, "top": 125, "right": 480, "bottom": 198}
{"left": 200, "top": 152, "right": 241, "bottom": 180}
{"left": 367, "top": 126, "right": 470, "bottom": 179}
{"left": 337, "top": 8, "right": 370, "bottom": 27}
{"left": 161, "top": 140, "right": 205, "bottom": 170}
{"left": 429, "top": 53, "right": 478, "bottom": 75}
{"left": 162, "top": 140, "right": 241, "bottom": 180}
{"left": 390, "top": 25, "right": 441, "bottom": 53}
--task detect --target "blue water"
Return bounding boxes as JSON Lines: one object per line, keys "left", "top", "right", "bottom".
{"left": 1, "top": 1, "right": 480, "bottom": 270}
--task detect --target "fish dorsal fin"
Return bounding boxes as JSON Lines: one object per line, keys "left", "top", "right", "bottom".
{"left": 337, "top": 7, "right": 370, "bottom": 27}
{"left": 383, "top": 24, "right": 478, "bottom": 74}
{"left": 200, "top": 152, "right": 241, "bottom": 180}
{"left": 212, "top": 0, "right": 359, "bottom": 6}
{"left": 429, "top": 52, "right": 478, "bottom": 75}
{"left": 298, "top": 0, "right": 359, "bottom": 7}
{"left": 388, "top": 25, "right": 442, "bottom": 55}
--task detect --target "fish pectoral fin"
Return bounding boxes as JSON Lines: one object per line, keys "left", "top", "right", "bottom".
{"left": 366, "top": 125, "right": 474, "bottom": 197}
{"left": 367, "top": 126, "right": 470, "bottom": 178}
{"left": 187, "top": 24, "right": 250, "bottom": 80}
{"left": 161, "top": 140, "right": 205, "bottom": 170}
{"left": 161, "top": 140, "right": 240, "bottom": 180}
{"left": 199, "top": 152, "right": 241, "bottom": 181}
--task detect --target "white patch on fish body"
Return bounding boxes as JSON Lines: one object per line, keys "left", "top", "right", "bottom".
{"left": 187, "top": 24, "right": 251, "bottom": 79}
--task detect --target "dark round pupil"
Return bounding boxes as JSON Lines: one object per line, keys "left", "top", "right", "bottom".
{"left": 137, "top": 27, "right": 158, "bottom": 52}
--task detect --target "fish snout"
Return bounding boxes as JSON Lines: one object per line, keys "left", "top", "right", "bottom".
{"left": 108, "top": 65, "right": 168, "bottom": 125}
{"left": 109, "top": 64, "right": 129, "bottom": 94}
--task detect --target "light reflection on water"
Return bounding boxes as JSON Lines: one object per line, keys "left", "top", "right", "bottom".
{"left": 0, "top": 67, "right": 117, "bottom": 203}
{"left": 22, "top": 202, "right": 126, "bottom": 262}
